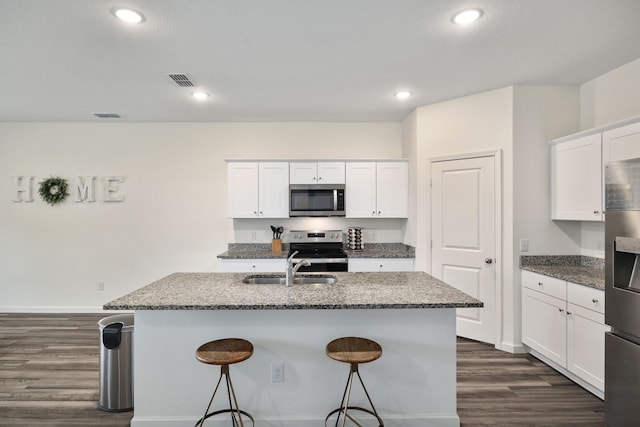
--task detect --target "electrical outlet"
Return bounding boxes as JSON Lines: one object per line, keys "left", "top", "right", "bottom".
{"left": 97, "top": 281, "right": 105, "bottom": 291}
{"left": 520, "top": 239, "right": 529, "bottom": 252}
{"left": 271, "top": 362, "right": 284, "bottom": 382}
{"left": 251, "top": 231, "right": 257, "bottom": 241}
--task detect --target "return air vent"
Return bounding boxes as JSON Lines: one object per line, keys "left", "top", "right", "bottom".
{"left": 93, "top": 113, "right": 121, "bottom": 118}
{"left": 168, "top": 73, "right": 195, "bottom": 87}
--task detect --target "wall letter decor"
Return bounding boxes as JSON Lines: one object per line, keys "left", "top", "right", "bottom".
{"left": 12, "top": 176, "right": 34, "bottom": 202}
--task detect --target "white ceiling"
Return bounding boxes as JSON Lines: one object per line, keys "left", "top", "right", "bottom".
{"left": 1, "top": 0, "right": 640, "bottom": 122}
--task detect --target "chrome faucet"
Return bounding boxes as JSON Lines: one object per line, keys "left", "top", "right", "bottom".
{"left": 286, "top": 250, "right": 311, "bottom": 286}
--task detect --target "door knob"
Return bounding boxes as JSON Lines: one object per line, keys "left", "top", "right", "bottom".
{"left": 485, "top": 257, "right": 493, "bottom": 264}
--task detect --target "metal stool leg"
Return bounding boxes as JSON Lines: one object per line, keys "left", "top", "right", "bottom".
{"left": 195, "top": 364, "right": 255, "bottom": 427}
{"left": 325, "top": 363, "right": 384, "bottom": 427}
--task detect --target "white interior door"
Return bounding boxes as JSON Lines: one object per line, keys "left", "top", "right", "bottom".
{"left": 431, "top": 156, "right": 496, "bottom": 344}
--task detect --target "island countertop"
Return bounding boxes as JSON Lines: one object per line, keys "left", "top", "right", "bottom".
{"left": 104, "top": 271, "right": 482, "bottom": 310}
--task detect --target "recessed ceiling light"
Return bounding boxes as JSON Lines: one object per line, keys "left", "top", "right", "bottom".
{"left": 395, "top": 91, "right": 412, "bottom": 100}
{"left": 452, "top": 9, "right": 483, "bottom": 25}
{"left": 191, "top": 91, "right": 210, "bottom": 100}
{"left": 112, "top": 8, "right": 145, "bottom": 24}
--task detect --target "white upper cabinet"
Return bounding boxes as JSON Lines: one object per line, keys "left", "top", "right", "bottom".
{"left": 289, "top": 161, "right": 345, "bottom": 184}
{"left": 346, "top": 161, "right": 408, "bottom": 218}
{"left": 551, "top": 134, "right": 603, "bottom": 221}
{"left": 345, "top": 162, "right": 377, "bottom": 217}
{"left": 603, "top": 121, "right": 640, "bottom": 164}
{"left": 227, "top": 162, "right": 289, "bottom": 218}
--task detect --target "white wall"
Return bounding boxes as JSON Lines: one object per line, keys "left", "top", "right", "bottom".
{"left": 408, "top": 87, "right": 514, "bottom": 350}
{"left": 0, "top": 122, "right": 401, "bottom": 311}
{"left": 406, "top": 85, "right": 583, "bottom": 351}
{"left": 578, "top": 57, "right": 640, "bottom": 257}
{"left": 580, "top": 57, "right": 640, "bottom": 129}
{"left": 512, "top": 86, "right": 582, "bottom": 347}
{"left": 513, "top": 86, "right": 582, "bottom": 258}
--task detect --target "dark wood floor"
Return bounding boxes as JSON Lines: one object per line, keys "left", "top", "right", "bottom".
{"left": 0, "top": 313, "right": 605, "bottom": 426}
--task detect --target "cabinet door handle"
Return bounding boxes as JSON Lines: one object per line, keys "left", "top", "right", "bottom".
{"left": 558, "top": 308, "right": 564, "bottom": 313}
{"left": 592, "top": 298, "right": 599, "bottom": 303}
{"left": 318, "top": 176, "right": 322, "bottom": 181}
{"left": 538, "top": 282, "right": 543, "bottom": 287}
{"left": 485, "top": 258, "right": 493, "bottom": 264}
{"left": 259, "top": 211, "right": 263, "bottom": 215}
{"left": 378, "top": 211, "right": 381, "bottom": 215}
{"left": 372, "top": 211, "right": 376, "bottom": 216}
{"left": 594, "top": 210, "right": 600, "bottom": 214}
{"left": 254, "top": 211, "right": 258, "bottom": 216}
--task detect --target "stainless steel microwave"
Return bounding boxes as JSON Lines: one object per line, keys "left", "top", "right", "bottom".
{"left": 289, "top": 184, "right": 345, "bottom": 217}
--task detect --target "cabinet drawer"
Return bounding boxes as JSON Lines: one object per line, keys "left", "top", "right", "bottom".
{"left": 567, "top": 281, "right": 605, "bottom": 314}
{"left": 522, "top": 270, "right": 566, "bottom": 300}
{"left": 219, "top": 259, "right": 286, "bottom": 273}
{"left": 348, "top": 258, "right": 414, "bottom": 272}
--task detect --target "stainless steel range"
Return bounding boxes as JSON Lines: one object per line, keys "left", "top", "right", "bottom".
{"left": 288, "top": 230, "right": 348, "bottom": 272}
{"left": 604, "top": 158, "right": 640, "bottom": 426}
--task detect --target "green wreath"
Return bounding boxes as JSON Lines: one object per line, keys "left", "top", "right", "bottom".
{"left": 38, "top": 176, "right": 69, "bottom": 206}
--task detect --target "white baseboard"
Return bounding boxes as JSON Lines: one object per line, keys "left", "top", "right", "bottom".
{"left": 131, "top": 414, "right": 461, "bottom": 427}
{"left": 499, "top": 341, "right": 527, "bottom": 354}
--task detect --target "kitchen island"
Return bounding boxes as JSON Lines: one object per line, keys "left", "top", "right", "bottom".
{"left": 105, "top": 271, "right": 482, "bottom": 427}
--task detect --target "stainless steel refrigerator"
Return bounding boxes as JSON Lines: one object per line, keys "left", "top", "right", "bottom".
{"left": 605, "top": 158, "right": 640, "bottom": 426}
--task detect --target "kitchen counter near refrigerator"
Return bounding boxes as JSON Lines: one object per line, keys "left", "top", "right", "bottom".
{"left": 105, "top": 271, "right": 479, "bottom": 427}
{"left": 520, "top": 255, "right": 604, "bottom": 290}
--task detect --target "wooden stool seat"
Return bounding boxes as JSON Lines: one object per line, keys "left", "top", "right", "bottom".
{"left": 326, "top": 336, "right": 382, "bottom": 364}
{"left": 196, "top": 338, "right": 253, "bottom": 366}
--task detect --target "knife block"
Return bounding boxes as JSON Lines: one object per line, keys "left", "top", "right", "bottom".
{"left": 272, "top": 239, "right": 282, "bottom": 253}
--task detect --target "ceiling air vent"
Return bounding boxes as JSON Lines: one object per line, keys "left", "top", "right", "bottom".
{"left": 93, "top": 113, "right": 121, "bottom": 118}
{"left": 168, "top": 73, "right": 195, "bottom": 87}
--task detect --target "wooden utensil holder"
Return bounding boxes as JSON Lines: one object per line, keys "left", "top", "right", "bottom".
{"left": 272, "top": 239, "right": 282, "bottom": 253}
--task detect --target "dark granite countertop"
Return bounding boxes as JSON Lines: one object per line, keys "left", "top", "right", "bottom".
{"left": 346, "top": 243, "right": 415, "bottom": 259}
{"left": 520, "top": 255, "right": 604, "bottom": 290}
{"left": 217, "top": 243, "right": 415, "bottom": 260}
{"left": 104, "top": 271, "right": 482, "bottom": 310}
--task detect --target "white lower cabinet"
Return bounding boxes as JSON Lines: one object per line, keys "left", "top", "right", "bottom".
{"left": 219, "top": 259, "right": 286, "bottom": 273}
{"left": 522, "top": 287, "right": 567, "bottom": 366}
{"left": 348, "top": 258, "right": 414, "bottom": 272}
{"left": 522, "top": 270, "right": 608, "bottom": 398}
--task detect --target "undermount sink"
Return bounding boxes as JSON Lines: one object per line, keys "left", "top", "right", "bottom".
{"left": 242, "top": 274, "right": 337, "bottom": 285}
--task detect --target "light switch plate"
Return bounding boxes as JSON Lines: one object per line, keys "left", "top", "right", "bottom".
{"left": 520, "top": 239, "right": 529, "bottom": 252}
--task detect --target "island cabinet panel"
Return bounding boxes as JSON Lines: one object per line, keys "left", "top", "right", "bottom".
{"left": 289, "top": 161, "right": 345, "bottom": 184}
{"left": 550, "top": 134, "right": 603, "bottom": 221}
{"left": 218, "top": 259, "right": 286, "bottom": 273}
{"left": 228, "top": 162, "right": 289, "bottom": 218}
{"left": 131, "top": 309, "right": 460, "bottom": 427}
{"left": 521, "top": 270, "right": 607, "bottom": 398}
{"left": 348, "top": 258, "right": 414, "bottom": 272}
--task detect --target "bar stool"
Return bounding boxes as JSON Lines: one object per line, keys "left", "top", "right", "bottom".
{"left": 194, "top": 338, "right": 255, "bottom": 427}
{"left": 325, "top": 336, "right": 384, "bottom": 427}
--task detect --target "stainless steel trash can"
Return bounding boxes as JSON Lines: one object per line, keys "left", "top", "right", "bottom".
{"left": 98, "top": 314, "right": 134, "bottom": 412}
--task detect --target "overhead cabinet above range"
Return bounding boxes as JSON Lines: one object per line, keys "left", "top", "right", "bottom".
{"left": 289, "top": 161, "right": 345, "bottom": 184}
{"left": 227, "top": 159, "right": 408, "bottom": 219}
